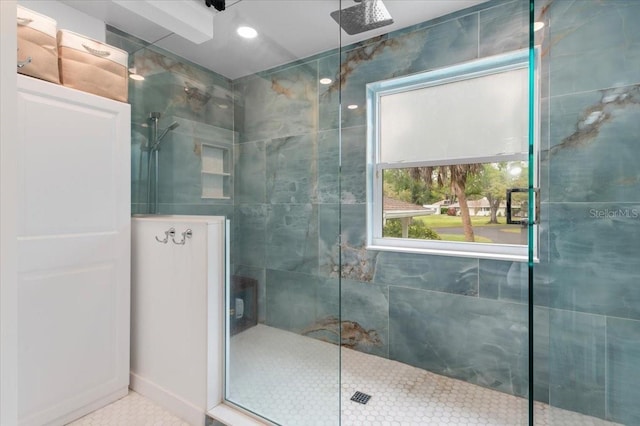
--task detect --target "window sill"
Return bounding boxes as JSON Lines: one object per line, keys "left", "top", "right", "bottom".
{"left": 367, "top": 240, "right": 538, "bottom": 263}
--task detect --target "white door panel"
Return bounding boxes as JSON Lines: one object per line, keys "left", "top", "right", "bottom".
{"left": 17, "top": 75, "right": 130, "bottom": 426}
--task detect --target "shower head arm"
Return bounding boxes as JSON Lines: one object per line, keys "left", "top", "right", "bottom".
{"left": 151, "top": 121, "right": 180, "bottom": 151}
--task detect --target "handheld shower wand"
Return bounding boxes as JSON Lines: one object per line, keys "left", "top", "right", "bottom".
{"left": 145, "top": 113, "right": 180, "bottom": 214}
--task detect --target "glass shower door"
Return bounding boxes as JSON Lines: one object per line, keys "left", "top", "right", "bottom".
{"left": 338, "top": 0, "right": 536, "bottom": 424}
{"left": 224, "top": 1, "right": 342, "bottom": 425}
{"left": 533, "top": 0, "right": 640, "bottom": 425}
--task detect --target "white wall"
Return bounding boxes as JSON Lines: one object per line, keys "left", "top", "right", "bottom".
{"left": 0, "top": 1, "right": 18, "bottom": 424}
{"left": 18, "top": 0, "right": 106, "bottom": 42}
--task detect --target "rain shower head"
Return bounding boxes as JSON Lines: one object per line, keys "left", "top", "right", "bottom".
{"left": 330, "top": 0, "right": 394, "bottom": 35}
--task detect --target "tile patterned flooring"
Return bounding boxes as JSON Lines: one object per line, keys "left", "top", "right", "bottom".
{"left": 69, "top": 324, "right": 621, "bottom": 425}
{"left": 67, "top": 391, "right": 191, "bottom": 426}
{"left": 228, "top": 325, "right": 620, "bottom": 426}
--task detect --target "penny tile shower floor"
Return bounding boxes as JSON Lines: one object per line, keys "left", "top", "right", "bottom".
{"left": 228, "top": 325, "right": 620, "bottom": 426}
{"left": 69, "top": 324, "right": 621, "bottom": 425}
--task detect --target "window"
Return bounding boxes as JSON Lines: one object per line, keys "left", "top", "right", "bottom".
{"left": 366, "top": 49, "right": 539, "bottom": 261}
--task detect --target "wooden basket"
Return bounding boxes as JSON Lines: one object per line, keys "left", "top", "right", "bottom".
{"left": 17, "top": 5, "right": 60, "bottom": 84}
{"left": 57, "top": 30, "right": 128, "bottom": 102}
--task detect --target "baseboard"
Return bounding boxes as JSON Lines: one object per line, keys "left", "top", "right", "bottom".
{"left": 130, "top": 372, "right": 206, "bottom": 426}
{"left": 20, "top": 387, "right": 128, "bottom": 426}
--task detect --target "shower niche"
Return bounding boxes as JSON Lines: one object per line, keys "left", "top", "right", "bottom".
{"left": 201, "top": 143, "right": 231, "bottom": 199}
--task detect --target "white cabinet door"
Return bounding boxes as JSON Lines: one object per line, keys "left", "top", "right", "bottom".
{"left": 16, "top": 75, "right": 131, "bottom": 426}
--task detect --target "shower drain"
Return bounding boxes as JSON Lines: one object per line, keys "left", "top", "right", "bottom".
{"left": 350, "top": 391, "right": 372, "bottom": 404}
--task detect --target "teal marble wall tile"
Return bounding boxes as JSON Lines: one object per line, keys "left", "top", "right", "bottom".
{"left": 317, "top": 126, "right": 367, "bottom": 204}
{"left": 234, "top": 141, "right": 266, "bottom": 204}
{"left": 156, "top": 204, "right": 233, "bottom": 218}
{"left": 317, "top": 129, "right": 340, "bottom": 204}
{"left": 339, "top": 279, "right": 389, "bottom": 358}
{"left": 374, "top": 252, "right": 478, "bottom": 296}
{"left": 265, "top": 269, "right": 322, "bottom": 332}
{"left": 340, "top": 126, "right": 367, "bottom": 204}
{"left": 547, "top": 91, "right": 602, "bottom": 149}
{"left": 533, "top": 307, "right": 550, "bottom": 404}
{"left": 534, "top": 202, "right": 551, "bottom": 309}
{"left": 547, "top": 203, "right": 640, "bottom": 320}
{"left": 389, "top": 286, "right": 528, "bottom": 397}
{"left": 111, "top": 26, "right": 235, "bottom": 215}
{"left": 266, "top": 135, "right": 317, "bottom": 204}
{"left": 544, "top": 0, "right": 640, "bottom": 96}
{"left": 478, "top": 259, "right": 527, "bottom": 303}
{"left": 318, "top": 54, "right": 340, "bottom": 132}
{"left": 131, "top": 130, "right": 149, "bottom": 206}
{"left": 314, "top": 277, "right": 340, "bottom": 324}
{"left": 154, "top": 119, "right": 235, "bottom": 208}
{"left": 234, "top": 62, "right": 318, "bottom": 143}
{"left": 233, "top": 204, "right": 269, "bottom": 269}
{"left": 131, "top": 203, "right": 146, "bottom": 215}
{"left": 129, "top": 67, "right": 233, "bottom": 132}
{"left": 548, "top": 309, "right": 606, "bottom": 418}
{"left": 233, "top": 265, "right": 266, "bottom": 324}
{"left": 329, "top": 14, "right": 479, "bottom": 129}
{"left": 479, "top": 0, "right": 528, "bottom": 57}
{"left": 548, "top": 85, "right": 640, "bottom": 203}
{"left": 539, "top": 97, "right": 550, "bottom": 204}
{"left": 606, "top": 317, "right": 640, "bottom": 424}
{"left": 265, "top": 204, "right": 318, "bottom": 274}
{"left": 318, "top": 203, "right": 341, "bottom": 278}
{"left": 318, "top": 204, "right": 379, "bottom": 281}
{"left": 157, "top": 131, "right": 202, "bottom": 204}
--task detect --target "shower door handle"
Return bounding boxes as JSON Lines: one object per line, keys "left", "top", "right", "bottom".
{"left": 506, "top": 188, "right": 540, "bottom": 225}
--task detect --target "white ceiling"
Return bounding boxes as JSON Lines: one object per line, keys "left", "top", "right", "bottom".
{"left": 60, "top": 0, "right": 489, "bottom": 80}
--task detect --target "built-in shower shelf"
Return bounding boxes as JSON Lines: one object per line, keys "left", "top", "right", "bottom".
{"left": 201, "top": 171, "right": 230, "bottom": 176}
{"left": 201, "top": 143, "right": 231, "bottom": 199}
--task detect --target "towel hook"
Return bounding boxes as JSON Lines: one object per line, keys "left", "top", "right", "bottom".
{"left": 155, "top": 227, "right": 175, "bottom": 244}
{"left": 172, "top": 229, "right": 192, "bottom": 245}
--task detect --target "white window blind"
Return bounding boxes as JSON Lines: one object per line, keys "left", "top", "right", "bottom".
{"left": 379, "top": 67, "right": 528, "bottom": 165}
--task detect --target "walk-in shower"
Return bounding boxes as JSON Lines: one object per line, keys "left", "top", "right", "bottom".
{"left": 108, "top": 0, "right": 640, "bottom": 423}
{"left": 142, "top": 112, "right": 179, "bottom": 214}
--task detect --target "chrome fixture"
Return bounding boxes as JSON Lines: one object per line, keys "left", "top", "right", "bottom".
{"left": 172, "top": 229, "right": 193, "bottom": 245}
{"left": 330, "top": 0, "right": 394, "bottom": 35}
{"left": 143, "top": 112, "right": 180, "bottom": 214}
{"left": 155, "top": 227, "right": 176, "bottom": 244}
{"left": 154, "top": 227, "right": 192, "bottom": 245}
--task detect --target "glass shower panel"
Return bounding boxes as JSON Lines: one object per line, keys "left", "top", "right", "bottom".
{"left": 338, "top": 1, "right": 532, "bottom": 424}
{"left": 534, "top": 0, "right": 640, "bottom": 425}
{"left": 221, "top": 2, "right": 342, "bottom": 425}
{"left": 107, "top": 27, "right": 235, "bottom": 219}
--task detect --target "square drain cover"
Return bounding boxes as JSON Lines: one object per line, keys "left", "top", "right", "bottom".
{"left": 350, "top": 391, "right": 371, "bottom": 404}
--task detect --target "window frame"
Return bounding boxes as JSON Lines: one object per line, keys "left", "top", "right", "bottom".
{"left": 365, "top": 49, "right": 539, "bottom": 262}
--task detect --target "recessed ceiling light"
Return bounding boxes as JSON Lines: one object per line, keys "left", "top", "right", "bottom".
{"left": 347, "top": 104, "right": 358, "bottom": 110}
{"left": 237, "top": 26, "right": 258, "bottom": 39}
{"left": 533, "top": 22, "right": 545, "bottom": 32}
{"left": 218, "top": 104, "right": 229, "bottom": 109}
{"left": 319, "top": 78, "right": 333, "bottom": 85}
